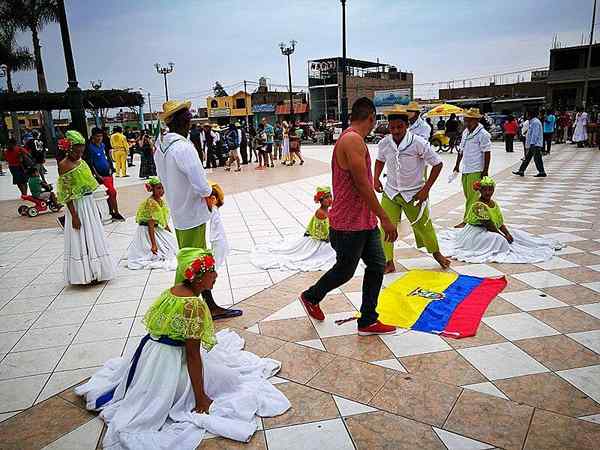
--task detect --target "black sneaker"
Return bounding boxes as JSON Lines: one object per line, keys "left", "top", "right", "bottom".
{"left": 111, "top": 213, "right": 126, "bottom": 221}
{"left": 534, "top": 173, "right": 547, "bottom": 177}
{"left": 512, "top": 171, "right": 524, "bottom": 176}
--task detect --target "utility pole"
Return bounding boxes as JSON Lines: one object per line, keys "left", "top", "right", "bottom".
{"left": 57, "top": 0, "right": 87, "bottom": 137}
{"left": 583, "top": 0, "right": 597, "bottom": 109}
{"left": 340, "top": 0, "right": 349, "bottom": 129}
{"left": 243, "top": 80, "right": 250, "bottom": 129}
{"left": 155, "top": 63, "right": 174, "bottom": 101}
{"left": 323, "top": 77, "right": 328, "bottom": 122}
{"left": 280, "top": 41, "right": 297, "bottom": 123}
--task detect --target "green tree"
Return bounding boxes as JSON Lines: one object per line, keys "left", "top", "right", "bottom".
{"left": 0, "top": 23, "right": 35, "bottom": 144}
{"left": 0, "top": 0, "right": 59, "bottom": 148}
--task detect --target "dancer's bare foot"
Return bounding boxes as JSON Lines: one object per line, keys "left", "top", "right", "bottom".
{"left": 384, "top": 261, "right": 396, "bottom": 274}
{"left": 454, "top": 222, "right": 466, "bottom": 229}
{"left": 433, "top": 252, "right": 451, "bottom": 269}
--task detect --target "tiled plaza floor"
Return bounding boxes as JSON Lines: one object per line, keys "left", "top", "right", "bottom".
{"left": 1, "top": 143, "right": 600, "bottom": 449}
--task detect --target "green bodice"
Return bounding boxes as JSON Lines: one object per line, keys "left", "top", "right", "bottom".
{"left": 57, "top": 161, "right": 98, "bottom": 204}
{"left": 466, "top": 201, "right": 504, "bottom": 229}
{"left": 306, "top": 215, "right": 330, "bottom": 241}
{"left": 136, "top": 197, "right": 170, "bottom": 229}
{"left": 143, "top": 289, "right": 216, "bottom": 350}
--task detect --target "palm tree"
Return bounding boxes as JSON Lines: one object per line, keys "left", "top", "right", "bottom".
{"left": 0, "top": 23, "right": 35, "bottom": 143}
{"left": 0, "top": 0, "right": 59, "bottom": 148}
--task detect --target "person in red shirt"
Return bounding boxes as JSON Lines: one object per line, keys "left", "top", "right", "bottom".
{"left": 4, "top": 138, "right": 30, "bottom": 195}
{"left": 299, "top": 98, "right": 398, "bottom": 336}
{"left": 503, "top": 115, "right": 518, "bottom": 153}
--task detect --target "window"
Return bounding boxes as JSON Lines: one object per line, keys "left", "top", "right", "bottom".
{"left": 401, "top": 73, "right": 407, "bottom": 81}
{"left": 236, "top": 98, "right": 246, "bottom": 109}
{"left": 210, "top": 100, "right": 218, "bottom": 108}
{"left": 18, "top": 119, "right": 26, "bottom": 125}
{"left": 31, "top": 119, "right": 39, "bottom": 126}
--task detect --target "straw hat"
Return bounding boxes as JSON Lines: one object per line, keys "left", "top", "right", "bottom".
{"left": 383, "top": 104, "right": 409, "bottom": 116}
{"left": 406, "top": 101, "right": 421, "bottom": 112}
{"left": 462, "top": 108, "right": 482, "bottom": 119}
{"left": 159, "top": 99, "right": 192, "bottom": 122}
{"left": 209, "top": 181, "right": 225, "bottom": 205}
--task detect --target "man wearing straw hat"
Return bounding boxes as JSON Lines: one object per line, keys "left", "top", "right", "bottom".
{"left": 375, "top": 105, "right": 450, "bottom": 271}
{"left": 154, "top": 100, "right": 242, "bottom": 320}
{"left": 406, "top": 101, "right": 431, "bottom": 141}
{"left": 452, "top": 108, "right": 491, "bottom": 228}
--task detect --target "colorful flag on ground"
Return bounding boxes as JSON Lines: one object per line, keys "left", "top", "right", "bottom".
{"left": 377, "top": 270, "right": 506, "bottom": 338}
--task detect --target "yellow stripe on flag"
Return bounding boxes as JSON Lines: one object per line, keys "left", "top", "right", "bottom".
{"left": 376, "top": 270, "right": 459, "bottom": 328}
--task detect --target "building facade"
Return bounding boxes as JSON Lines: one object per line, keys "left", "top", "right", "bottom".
{"left": 251, "top": 77, "right": 307, "bottom": 126}
{"left": 546, "top": 43, "right": 600, "bottom": 109}
{"left": 439, "top": 80, "right": 547, "bottom": 102}
{"left": 206, "top": 91, "right": 252, "bottom": 125}
{"left": 307, "top": 58, "right": 413, "bottom": 122}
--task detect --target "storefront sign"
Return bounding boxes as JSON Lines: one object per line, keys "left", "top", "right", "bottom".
{"left": 373, "top": 89, "right": 412, "bottom": 111}
{"left": 252, "top": 104, "right": 275, "bottom": 113}
{"left": 209, "top": 107, "right": 231, "bottom": 117}
{"left": 309, "top": 59, "right": 337, "bottom": 77}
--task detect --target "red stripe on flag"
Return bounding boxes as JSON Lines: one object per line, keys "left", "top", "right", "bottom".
{"left": 442, "top": 277, "right": 507, "bottom": 339}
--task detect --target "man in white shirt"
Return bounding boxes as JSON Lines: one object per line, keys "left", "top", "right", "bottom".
{"left": 155, "top": 100, "right": 242, "bottom": 320}
{"left": 374, "top": 107, "right": 450, "bottom": 271}
{"left": 406, "top": 101, "right": 431, "bottom": 141}
{"left": 452, "top": 108, "right": 491, "bottom": 228}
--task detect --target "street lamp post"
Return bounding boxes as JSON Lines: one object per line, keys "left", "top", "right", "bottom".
{"left": 154, "top": 62, "right": 174, "bottom": 101}
{"left": 582, "top": 0, "right": 597, "bottom": 109}
{"left": 280, "top": 40, "right": 297, "bottom": 123}
{"left": 340, "top": 0, "right": 349, "bottom": 130}
{"left": 57, "top": 0, "right": 87, "bottom": 138}
{"left": 139, "top": 87, "right": 154, "bottom": 133}
{"left": 90, "top": 80, "right": 102, "bottom": 128}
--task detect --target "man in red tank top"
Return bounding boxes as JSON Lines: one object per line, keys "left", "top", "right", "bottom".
{"left": 299, "top": 98, "right": 397, "bottom": 336}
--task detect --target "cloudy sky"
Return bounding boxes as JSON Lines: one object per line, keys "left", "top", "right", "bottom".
{"left": 7, "top": 0, "right": 595, "bottom": 110}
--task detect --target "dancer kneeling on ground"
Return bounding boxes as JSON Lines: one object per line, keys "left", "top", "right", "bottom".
{"left": 127, "top": 176, "right": 178, "bottom": 270}
{"left": 76, "top": 248, "right": 290, "bottom": 450}
{"left": 439, "top": 176, "right": 563, "bottom": 263}
{"left": 251, "top": 186, "right": 336, "bottom": 271}
{"left": 374, "top": 106, "right": 450, "bottom": 271}
{"left": 58, "top": 130, "right": 116, "bottom": 284}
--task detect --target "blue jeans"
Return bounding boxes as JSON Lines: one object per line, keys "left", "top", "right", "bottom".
{"left": 302, "top": 227, "right": 385, "bottom": 328}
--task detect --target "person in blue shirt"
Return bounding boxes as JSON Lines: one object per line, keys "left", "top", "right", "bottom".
{"left": 542, "top": 109, "right": 556, "bottom": 155}
{"left": 513, "top": 109, "right": 546, "bottom": 178}
{"left": 263, "top": 119, "right": 275, "bottom": 168}
{"left": 85, "top": 127, "right": 125, "bottom": 221}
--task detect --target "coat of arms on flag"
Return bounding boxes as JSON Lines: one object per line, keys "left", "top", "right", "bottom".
{"left": 377, "top": 270, "right": 506, "bottom": 338}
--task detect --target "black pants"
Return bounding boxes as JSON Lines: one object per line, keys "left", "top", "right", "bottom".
{"left": 517, "top": 145, "right": 546, "bottom": 175}
{"left": 302, "top": 227, "right": 385, "bottom": 328}
{"left": 504, "top": 134, "right": 514, "bottom": 152}
{"left": 543, "top": 132, "right": 553, "bottom": 154}
{"left": 205, "top": 145, "right": 218, "bottom": 169}
{"left": 240, "top": 143, "right": 248, "bottom": 164}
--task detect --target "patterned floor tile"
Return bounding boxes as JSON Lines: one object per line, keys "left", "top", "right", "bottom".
{"left": 399, "top": 351, "right": 486, "bottom": 386}
{"left": 380, "top": 330, "right": 452, "bottom": 358}
{"left": 482, "top": 312, "right": 560, "bottom": 341}
{"left": 524, "top": 409, "right": 600, "bottom": 450}
{"left": 458, "top": 342, "right": 549, "bottom": 380}
{"left": 321, "top": 334, "right": 394, "bottom": 362}
{"left": 442, "top": 323, "right": 507, "bottom": 350}
{"left": 265, "top": 418, "right": 354, "bottom": 450}
{"left": 499, "top": 289, "right": 567, "bottom": 311}
{"left": 332, "top": 395, "right": 376, "bottom": 417}
{"left": 552, "top": 267, "right": 600, "bottom": 284}
{"left": 542, "top": 284, "right": 600, "bottom": 305}
{"left": 576, "top": 302, "right": 600, "bottom": 319}
{"left": 529, "top": 307, "right": 600, "bottom": 333}
{"left": 444, "top": 389, "right": 533, "bottom": 450}
{"left": 259, "top": 317, "right": 318, "bottom": 342}
{"left": 262, "top": 382, "right": 338, "bottom": 429}
{"left": 308, "top": 356, "right": 388, "bottom": 404}
{"left": 494, "top": 372, "right": 600, "bottom": 417}
{"left": 199, "top": 431, "right": 267, "bottom": 449}
{"left": 514, "top": 334, "right": 600, "bottom": 371}
{"left": 557, "top": 365, "right": 600, "bottom": 403}
{"left": 432, "top": 428, "right": 494, "bottom": 450}
{"left": 461, "top": 381, "right": 509, "bottom": 400}
{"left": 268, "top": 342, "right": 335, "bottom": 384}
{"left": 366, "top": 369, "right": 458, "bottom": 427}
{"left": 452, "top": 264, "right": 504, "bottom": 278}
{"left": 345, "top": 411, "right": 446, "bottom": 450}
{"left": 512, "top": 271, "right": 574, "bottom": 289}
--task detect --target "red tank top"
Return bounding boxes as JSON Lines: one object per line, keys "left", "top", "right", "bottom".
{"left": 329, "top": 128, "right": 378, "bottom": 231}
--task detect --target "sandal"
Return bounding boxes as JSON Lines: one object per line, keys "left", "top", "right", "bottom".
{"left": 212, "top": 309, "right": 243, "bottom": 320}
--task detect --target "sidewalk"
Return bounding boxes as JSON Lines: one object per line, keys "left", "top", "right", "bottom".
{"left": 0, "top": 144, "right": 599, "bottom": 449}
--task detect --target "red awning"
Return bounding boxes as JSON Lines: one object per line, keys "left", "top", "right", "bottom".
{"left": 276, "top": 103, "right": 309, "bottom": 115}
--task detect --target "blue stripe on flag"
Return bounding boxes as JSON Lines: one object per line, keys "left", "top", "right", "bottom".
{"left": 411, "top": 275, "right": 482, "bottom": 333}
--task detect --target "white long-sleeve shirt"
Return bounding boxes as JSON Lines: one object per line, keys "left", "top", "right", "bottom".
{"left": 154, "top": 133, "right": 212, "bottom": 230}
{"left": 377, "top": 131, "right": 442, "bottom": 202}
{"left": 408, "top": 116, "right": 431, "bottom": 141}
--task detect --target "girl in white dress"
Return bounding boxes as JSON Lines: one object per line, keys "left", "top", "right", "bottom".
{"left": 76, "top": 248, "right": 290, "bottom": 450}
{"left": 58, "top": 130, "right": 116, "bottom": 284}
{"left": 207, "top": 182, "right": 230, "bottom": 268}
{"left": 127, "top": 176, "right": 178, "bottom": 270}
{"left": 251, "top": 186, "right": 337, "bottom": 271}
{"left": 439, "top": 176, "right": 563, "bottom": 264}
